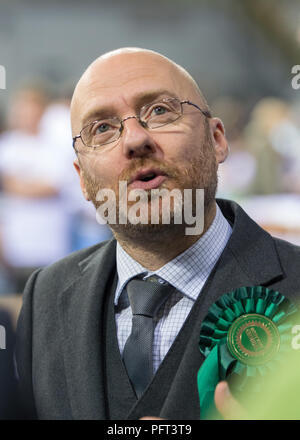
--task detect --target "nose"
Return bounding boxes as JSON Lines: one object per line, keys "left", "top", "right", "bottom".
{"left": 120, "top": 116, "right": 159, "bottom": 159}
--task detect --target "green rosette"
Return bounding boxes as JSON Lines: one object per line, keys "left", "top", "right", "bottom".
{"left": 197, "top": 286, "right": 298, "bottom": 419}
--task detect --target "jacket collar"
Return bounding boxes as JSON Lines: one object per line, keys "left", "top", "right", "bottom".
{"left": 216, "top": 198, "right": 284, "bottom": 286}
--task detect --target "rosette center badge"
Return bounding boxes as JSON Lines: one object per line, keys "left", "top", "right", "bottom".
{"left": 227, "top": 313, "right": 280, "bottom": 366}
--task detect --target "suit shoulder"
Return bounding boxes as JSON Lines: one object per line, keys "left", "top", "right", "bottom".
{"left": 25, "top": 239, "right": 116, "bottom": 296}
{"left": 273, "top": 236, "right": 300, "bottom": 259}
{"left": 272, "top": 236, "right": 300, "bottom": 283}
{"left": 42, "top": 240, "right": 108, "bottom": 272}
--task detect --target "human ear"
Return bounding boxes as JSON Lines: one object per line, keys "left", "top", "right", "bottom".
{"left": 73, "top": 158, "right": 91, "bottom": 201}
{"left": 209, "top": 117, "right": 229, "bottom": 164}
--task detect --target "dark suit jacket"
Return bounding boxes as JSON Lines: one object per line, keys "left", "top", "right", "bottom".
{"left": 16, "top": 199, "right": 300, "bottom": 419}
{"left": 0, "top": 309, "right": 25, "bottom": 419}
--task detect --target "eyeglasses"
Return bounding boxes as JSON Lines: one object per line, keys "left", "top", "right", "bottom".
{"left": 72, "top": 97, "right": 211, "bottom": 152}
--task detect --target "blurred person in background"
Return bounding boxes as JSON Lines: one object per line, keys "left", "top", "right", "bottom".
{"left": 0, "top": 107, "right": 17, "bottom": 294}
{"left": 0, "top": 84, "right": 71, "bottom": 293}
{"left": 213, "top": 97, "right": 257, "bottom": 200}
{"left": 239, "top": 98, "right": 300, "bottom": 245}
{"left": 39, "top": 93, "right": 112, "bottom": 252}
{"left": 268, "top": 99, "right": 300, "bottom": 194}
{"left": 243, "top": 97, "right": 291, "bottom": 195}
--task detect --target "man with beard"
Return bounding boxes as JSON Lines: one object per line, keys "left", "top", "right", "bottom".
{"left": 16, "top": 48, "right": 300, "bottom": 420}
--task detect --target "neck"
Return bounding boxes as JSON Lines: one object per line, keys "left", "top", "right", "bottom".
{"left": 113, "top": 202, "right": 217, "bottom": 271}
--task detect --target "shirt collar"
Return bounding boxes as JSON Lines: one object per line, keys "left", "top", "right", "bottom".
{"left": 114, "top": 204, "right": 232, "bottom": 305}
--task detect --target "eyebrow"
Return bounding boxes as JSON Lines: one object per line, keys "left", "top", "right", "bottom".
{"left": 81, "top": 89, "right": 179, "bottom": 127}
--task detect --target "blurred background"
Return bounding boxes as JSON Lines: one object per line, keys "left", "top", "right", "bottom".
{"left": 0, "top": 0, "right": 300, "bottom": 303}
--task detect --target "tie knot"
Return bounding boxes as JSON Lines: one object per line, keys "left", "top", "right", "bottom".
{"left": 126, "top": 276, "right": 174, "bottom": 317}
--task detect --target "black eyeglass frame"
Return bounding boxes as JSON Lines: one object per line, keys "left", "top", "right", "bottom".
{"left": 72, "top": 99, "right": 211, "bottom": 151}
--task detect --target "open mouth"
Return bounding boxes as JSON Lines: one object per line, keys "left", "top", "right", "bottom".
{"left": 139, "top": 172, "right": 158, "bottom": 182}
{"left": 129, "top": 168, "right": 167, "bottom": 190}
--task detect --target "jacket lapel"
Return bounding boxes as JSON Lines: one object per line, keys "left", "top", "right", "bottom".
{"left": 57, "top": 239, "right": 117, "bottom": 419}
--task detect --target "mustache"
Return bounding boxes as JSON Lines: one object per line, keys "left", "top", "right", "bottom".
{"left": 118, "top": 157, "right": 185, "bottom": 183}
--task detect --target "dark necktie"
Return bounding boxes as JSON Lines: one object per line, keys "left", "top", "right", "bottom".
{"left": 122, "top": 276, "right": 174, "bottom": 398}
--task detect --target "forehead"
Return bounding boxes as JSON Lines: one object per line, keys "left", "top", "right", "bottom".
{"left": 72, "top": 53, "right": 194, "bottom": 128}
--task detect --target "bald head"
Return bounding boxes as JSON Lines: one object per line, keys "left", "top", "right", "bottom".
{"left": 71, "top": 47, "right": 210, "bottom": 135}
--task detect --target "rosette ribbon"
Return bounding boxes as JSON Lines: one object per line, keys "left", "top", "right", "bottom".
{"left": 197, "top": 286, "right": 298, "bottom": 419}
